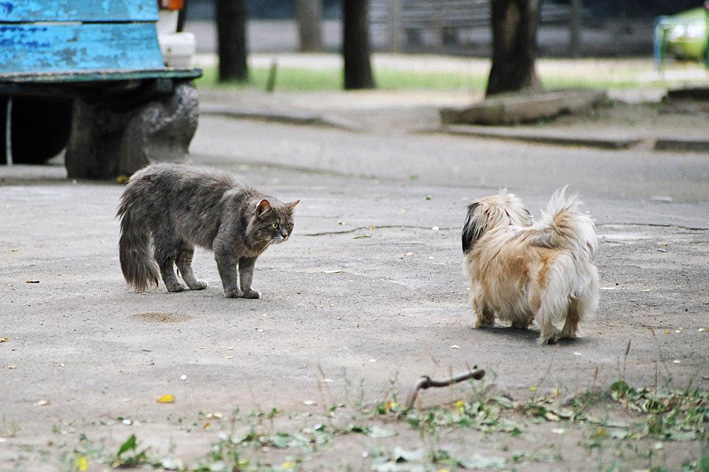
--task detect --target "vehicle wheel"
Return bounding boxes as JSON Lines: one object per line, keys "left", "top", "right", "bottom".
{"left": 0, "top": 96, "right": 73, "bottom": 165}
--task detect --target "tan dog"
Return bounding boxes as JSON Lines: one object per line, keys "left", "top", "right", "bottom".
{"left": 461, "top": 188, "right": 599, "bottom": 344}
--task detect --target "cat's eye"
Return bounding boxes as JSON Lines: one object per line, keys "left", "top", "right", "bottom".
{"left": 271, "top": 223, "right": 279, "bottom": 229}
{"left": 286, "top": 223, "right": 292, "bottom": 229}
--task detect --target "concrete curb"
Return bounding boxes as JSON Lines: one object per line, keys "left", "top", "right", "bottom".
{"left": 199, "top": 102, "right": 709, "bottom": 153}
{"left": 654, "top": 138, "right": 709, "bottom": 153}
{"left": 440, "top": 89, "right": 607, "bottom": 126}
{"left": 443, "top": 125, "right": 645, "bottom": 150}
{"left": 199, "top": 103, "right": 359, "bottom": 131}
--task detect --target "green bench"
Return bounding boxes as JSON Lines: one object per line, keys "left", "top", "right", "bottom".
{"left": 0, "top": 0, "right": 202, "bottom": 179}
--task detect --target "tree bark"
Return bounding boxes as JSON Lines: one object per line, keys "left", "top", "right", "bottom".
{"left": 298, "top": 0, "right": 323, "bottom": 52}
{"left": 176, "top": 0, "right": 187, "bottom": 32}
{"left": 485, "top": 0, "right": 540, "bottom": 97}
{"left": 216, "top": 0, "right": 248, "bottom": 82}
{"left": 569, "top": 0, "right": 582, "bottom": 57}
{"left": 342, "top": 0, "right": 375, "bottom": 89}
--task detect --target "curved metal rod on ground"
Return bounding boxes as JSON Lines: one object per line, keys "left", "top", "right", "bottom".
{"left": 405, "top": 368, "right": 486, "bottom": 410}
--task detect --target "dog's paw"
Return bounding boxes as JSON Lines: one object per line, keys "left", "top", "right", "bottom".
{"left": 538, "top": 330, "right": 561, "bottom": 345}
{"left": 560, "top": 327, "right": 580, "bottom": 340}
{"left": 511, "top": 320, "right": 532, "bottom": 329}
{"left": 474, "top": 319, "right": 495, "bottom": 328}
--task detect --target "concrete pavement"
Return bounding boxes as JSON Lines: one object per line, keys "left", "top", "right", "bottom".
{"left": 1, "top": 86, "right": 708, "bottom": 470}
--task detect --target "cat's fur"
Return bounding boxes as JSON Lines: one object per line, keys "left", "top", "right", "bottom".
{"left": 117, "top": 163, "right": 299, "bottom": 298}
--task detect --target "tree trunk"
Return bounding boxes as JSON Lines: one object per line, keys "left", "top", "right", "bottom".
{"left": 342, "top": 0, "right": 375, "bottom": 89}
{"left": 177, "top": 0, "right": 187, "bottom": 32}
{"left": 486, "top": 0, "right": 540, "bottom": 97}
{"left": 569, "top": 0, "right": 582, "bottom": 57}
{"left": 298, "top": 0, "right": 323, "bottom": 52}
{"left": 216, "top": 0, "right": 248, "bottom": 82}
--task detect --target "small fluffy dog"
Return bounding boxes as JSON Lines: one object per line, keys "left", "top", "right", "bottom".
{"left": 461, "top": 188, "right": 599, "bottom": 344}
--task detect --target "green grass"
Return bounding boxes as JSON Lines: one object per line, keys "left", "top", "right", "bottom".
{"left": 195, "top": 64, "right": 672, "bottom": 92}
{"left": 9, "top": 380, "right": 708, "bottom": 472}
{"left": 538, "top": 76, "right": 652, "bottom": 90}
{"left": 196, "top": 65, "right": 488, "bottom": 92}
{"left": 376, "top": 67, "right": 486, "bottom": 90}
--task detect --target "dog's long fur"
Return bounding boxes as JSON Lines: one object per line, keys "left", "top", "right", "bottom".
{"left": 462, "top": 188, "right": 599, "bottom": 344}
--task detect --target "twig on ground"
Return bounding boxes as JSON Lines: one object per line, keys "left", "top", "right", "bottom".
{"left": 405, "top": 368, "right": 486, "bottom": 410}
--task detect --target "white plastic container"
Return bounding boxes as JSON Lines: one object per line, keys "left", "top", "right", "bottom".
{"left": 156, "top": 9, "right": 196, "bottom": 68}
{"left": 158, "top": 32, "right": 196, "bottom": 68}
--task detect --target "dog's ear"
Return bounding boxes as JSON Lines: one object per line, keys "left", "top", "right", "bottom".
{"left": 462, "top": 202, "right": 484, "bottom": 254}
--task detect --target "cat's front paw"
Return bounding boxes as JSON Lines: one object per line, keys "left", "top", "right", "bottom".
{"left": 224, "top": 287, "right": 243, "bottom": 298}
{"left": 166, "top": 282, "right": 185, "bottom": 293}
{"left": 188, "top": 280, "right": 209, "bottom": 290}
{"left": 242, "top": 289, "right": 261, "bottom": 299}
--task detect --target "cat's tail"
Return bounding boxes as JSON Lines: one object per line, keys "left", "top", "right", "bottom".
{"left": 116, "top": 190, "right": 160, "bottom": 292}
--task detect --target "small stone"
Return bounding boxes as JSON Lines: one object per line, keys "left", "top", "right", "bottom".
{"left": 650, "top": 196, "right": 673, "bottom": 203}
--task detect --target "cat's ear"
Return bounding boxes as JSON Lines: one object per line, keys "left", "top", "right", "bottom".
{"left": 256, "top": 199, "right": 272, "bottom": 218}
{"left": 287, "top": 200, "right": 300, "bottom": 211}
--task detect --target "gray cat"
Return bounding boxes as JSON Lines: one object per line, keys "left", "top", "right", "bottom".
{"left": 117, "top": 163, "right": 299, "bottom": 298}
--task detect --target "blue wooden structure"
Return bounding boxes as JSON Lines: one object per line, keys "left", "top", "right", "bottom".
{"left": 0, "top": 0, "right": 202, "bottom": 178}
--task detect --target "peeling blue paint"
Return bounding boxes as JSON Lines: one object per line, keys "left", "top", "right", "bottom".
{"left": 0, "top": 23, "right": 164, "bottom": 73}
{"left": 0, "top": 2, "right": 14, "bottom": 15}
{"left": 0, "top": 0, "right": 156, "bottom": 22}
{"left": 0, "top": 1, "right": 168, "bottom": 75}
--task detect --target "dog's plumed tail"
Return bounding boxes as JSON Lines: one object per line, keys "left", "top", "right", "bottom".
{"left": 531, "top": 187, "right": 597, "bottom": 259}
{"left": 117, "top": 187, "right": 160, "bottom": 292}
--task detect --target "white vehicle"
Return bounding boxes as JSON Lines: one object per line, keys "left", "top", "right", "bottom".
{"left": 157, "top": 0, "right": 197, "bottom": 68}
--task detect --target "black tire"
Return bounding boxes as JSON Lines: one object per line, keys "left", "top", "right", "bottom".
{"left": 0, "top": 96, "right": 73, "bottom": 165}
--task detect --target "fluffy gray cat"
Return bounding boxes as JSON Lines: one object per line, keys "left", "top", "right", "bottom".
{"left": 117, "top": 163, "right": 299, "bottom": 298}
